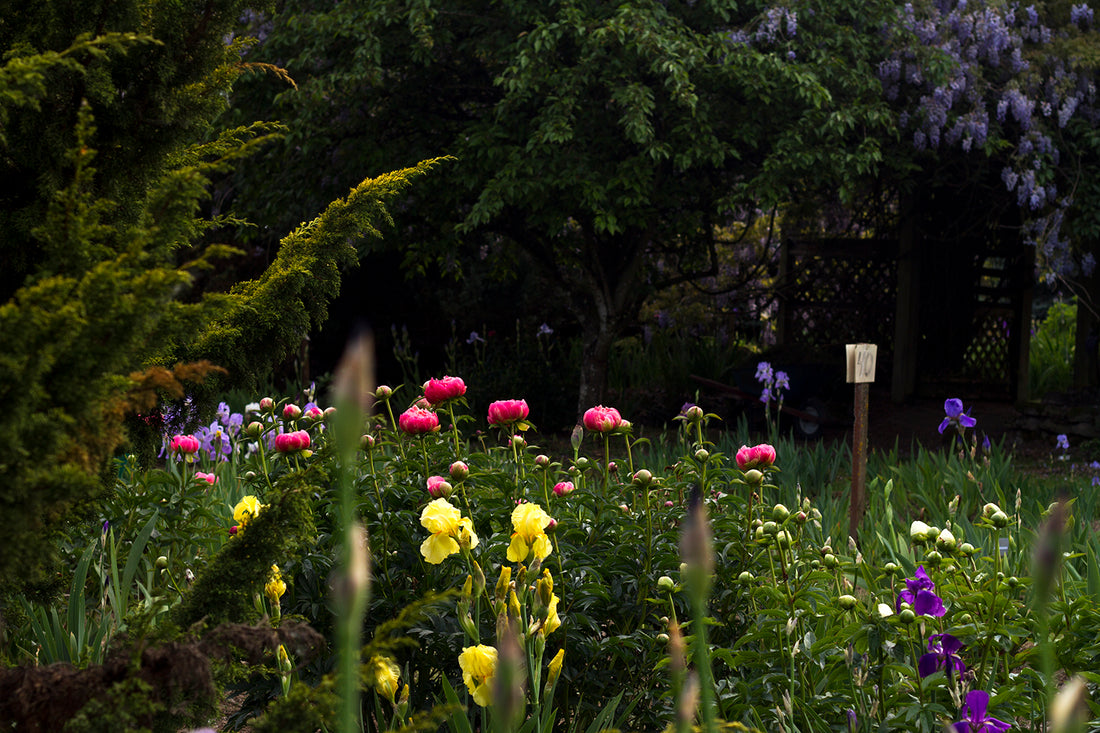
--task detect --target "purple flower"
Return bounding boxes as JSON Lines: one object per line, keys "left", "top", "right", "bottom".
{"left": 939, "top": 398, "right": 977, "bottom": 434}
{"left": 759, "top": 386, "right": 773, "bottom": 405}
{"left": 953, "top": 690, "right": 1011, "bottom": 733}
{"left": 216, "top": 401, "right": 231, "bottom": 426}
{"left": 897, "top": 566, "right": 946, "bottom": 616}
{"left": 774, "top": 371, "right": 790, "bottom": 391}
{"left": 196, "top": 421, "right": 232, "bottom": 461}
{"left": 918, "top": 633, "right": 966, "bottom": 678}
{"left": 1056, "top": 434, "right": 1069, "bottom": 451}
{"left": 755, "top": 361, "right": 774, "bottom": 384}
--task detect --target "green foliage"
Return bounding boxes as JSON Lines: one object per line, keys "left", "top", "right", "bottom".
{"left": 0, "top": 1, "right": 436, "bottom": 592}
{"left": 172, "top": 469, "right": 319, "bottom": 628}
{"left": 1030, "top": 299, "right": 1077, "bottom": 398}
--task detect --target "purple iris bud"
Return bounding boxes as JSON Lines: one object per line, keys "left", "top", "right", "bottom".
{"left": 918, "top": 633, "right": 966, "bottom": 678}
{"left": 939, "top": 398, "right": 977, "bottom": 434}
{"left": 953, "top": 690, "right": 1011, "bottom": 733}
{"left": 760, "top": 386, "right": 773, "bottom": 405}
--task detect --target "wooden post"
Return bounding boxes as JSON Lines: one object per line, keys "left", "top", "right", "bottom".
{"left": 847, "top": 344, "right": 877, "bottom": 541}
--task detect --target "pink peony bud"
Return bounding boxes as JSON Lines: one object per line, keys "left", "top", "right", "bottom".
{"left": 195, "top": 471, "right": 217, "bottom": 485}
{"left": 553, "top": 481, "right": 575, "bottom": 497}
{"left": 304, "top": 406, "right": 324, "bottom": 420}
{"left": 583, "top": 405, "right": 623, "bottom": 433}
{"left": 426, "top": 475, "right": 453, "bottom": 498}
{"left": 665, "top": 500, "right": 674, "bottom": 508}
{"left": 534, "top": 454, "right": 550, "bottom": 469}
{"left": 424, "top": 375, "right": 467, "bottom": 405}
{"left": 607, "top": 461, "right": 618, "bottom": 473}
{"left": 375, "top": 385, "right": 393, "bottom": 400}
{"left": 361, "top": 434, "right": 376, "bottom": 450}
{"left": 449, "top": 460, "right": 469, "bottom": 481}
{"left": 324, "top": 406, "right": 337, "bottom": 418}
{"left": 735, "top": 443, "right": 777, "bottom": 471}
{"left": 283, "top": 403, "right": 302, "bottom": 419}
{"left": 259, "top": 397, "right": 275, "bottom": 412}
{"left": 398, "top": 406, "right": 440, "bottom": 435}
{"left": 487, "top": 399, "right": 530, "bottom": 426}
{"left": 229, "top": 525, "right": 239, "bottom": 536}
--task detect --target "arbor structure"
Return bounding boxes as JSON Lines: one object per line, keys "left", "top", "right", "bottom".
{"left": 228, "top": 0, "right": 896, "bottom": 413}
{"left": 0, "top": 0, "right": 432, "bottom": 590}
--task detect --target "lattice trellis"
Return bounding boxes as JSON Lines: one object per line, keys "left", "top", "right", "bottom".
{"left": 962, "top": 310, "right": 1012, "bottom": 383}
{"left": 780, "top": 240, "right": 896, "bottom": 351}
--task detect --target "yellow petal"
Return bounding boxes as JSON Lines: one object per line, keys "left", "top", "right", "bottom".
{"left": 506, "top": 533, "right": 529, "bottom": 563}
{"left": 421, "top": 533, "right": 459, "bottom": 564}
{"left": 532, "top": 533, "right": 553, "bottom": 561}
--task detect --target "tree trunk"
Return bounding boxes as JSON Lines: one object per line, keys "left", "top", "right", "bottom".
{"left": 576, "top": 313, "right": 615, "bottom": 418}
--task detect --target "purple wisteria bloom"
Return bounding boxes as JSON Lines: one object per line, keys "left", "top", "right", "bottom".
{"left": 918, "top": 633, "right": 966, "bottom": 678}
{"left": 897, "top": 566, "right": 946, "bottom": 616}
{"left": 939, "top": 398, "right": 977, "bottom": 434}
{"left": 952, "top": 690, "right": 1011, "bottom": 733}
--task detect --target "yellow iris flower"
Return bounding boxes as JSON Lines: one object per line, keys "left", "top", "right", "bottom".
{"left": 367, "top": 655, "right": 401, "bottom": 702}
{"left": 233, "top": 495, "right": 263, "bottom": 528}
{"left": 458, "top": 644, "right": 498, "bottom": 707}
{"left": 420, "top": 498, "right": 479, "bottom": 564}
{"left": 506, "top": 502, "right": 553, "bottom": 562}
{"left": 264, "top": 564, "right": 286, "bottom": 602}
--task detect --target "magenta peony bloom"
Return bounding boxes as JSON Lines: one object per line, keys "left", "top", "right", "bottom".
{"left": 426, "top": 475, "right": 453, "bottom": 498}
{"left": 583, "top": 405, "right": 623, "bottom": 433}
{"left": 274, "top": 429, "right": 311, "bottom": 452}
{"left": 169, "top": 434, "right": 201, "bottom": 456}
{"left": 424, "top": 375, "right": 467, "bottom": 405}
{"left": 553, "top": 481, "right": 575, "bottom": 497}
{"left": 735, "top": 443, "right": 777, "bottom": 470}
{"left": 195, "top": 471, "right": 218, "bottom": 485}
{"left": 399, "top": 405, "right": 441, "bottom": 435}
{"left": 487, "top": 399, "right": 529, "bottom": 426}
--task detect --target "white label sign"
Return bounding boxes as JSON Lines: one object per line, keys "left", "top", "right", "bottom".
{"left": 846, "top": 343, "right": 877, "bottom": 384}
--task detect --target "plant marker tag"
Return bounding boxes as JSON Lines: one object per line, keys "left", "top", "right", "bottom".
{"left": 999, "top": 537, "right": 1010, "bottom": 556}
{"left": 847, "top": 343, "right": 877, "bottom": 541}
{"left": 846, "top": 343, "right": 878, "bottom": 384}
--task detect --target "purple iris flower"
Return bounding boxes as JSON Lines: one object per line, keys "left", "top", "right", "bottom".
{"left": 774, "top": 371, "right": 790, "bottom": 391}
{"left": 896, "top": 566, "right": 946, "bottom": 616}
{"left": 952, "top": 690, "right": 1011, "bottom": 733}
{"left": 939, "top": 398, "right": 977, "bottom": 434}
{"left": 196, "top": 421, "right": 232, "bottom": 461}
{"left": 918, "top": 633, "right": 966, "bottom": 678}
{"left": 755, "top": 361, "right": 774, "bottom": 384}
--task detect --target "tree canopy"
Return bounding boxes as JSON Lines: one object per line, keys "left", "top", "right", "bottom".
{"left": 227, "top": 0, "right": 899, "bottom": 412}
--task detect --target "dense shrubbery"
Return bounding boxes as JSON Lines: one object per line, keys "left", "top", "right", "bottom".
{"left": 5, "top": 382, "right": 1100, "bottom": 733}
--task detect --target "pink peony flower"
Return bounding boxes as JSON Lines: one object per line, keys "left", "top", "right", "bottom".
{"left": 583, "top": 405, "right": 622, "bottom": 433}
{"left": 553, "top": 481, "right": 575, "bottom": 497}
{"left": 274, "top": 430, "right": 311, "bottom": 452}
{"left": 487, "top": 399, "right": 529, "bottom": 426}
{"left": 399, "top": 406, "right": 440, "bottom": 435}
{"left": 195, "top": 471, "right": 218, "bottom": 485}
{"left": 169, "top": 434, "right": 201, "bottom": 455}
{"left": 304, "top": 406, "right": 324, "bottom": 420}
{"left": 424, "top": 375, "right": 467, "bottom": 405}
{"left": 735, "top": 443, "right": 776, "bottom": 470}
{"left": 426, "top": 475, "right": 453, "bottom": 498}
{"left": 283, "top": 403, "right": 302, "bottom": 419}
